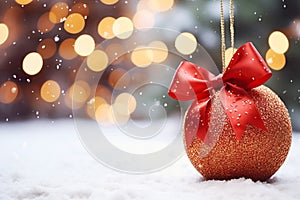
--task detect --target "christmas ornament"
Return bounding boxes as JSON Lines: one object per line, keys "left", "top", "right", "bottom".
{"left": 169, "top": 0, "right": 292, "bottom": 181}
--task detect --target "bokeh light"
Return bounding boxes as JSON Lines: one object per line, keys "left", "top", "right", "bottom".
{"left": 70, "top": 80, "right": 91, "bottom": 103}
{"left": 0, "top": 23, "right": 9, "bottom": 45}
{"left": 100, "top": 0, "right": 119, "bottom": 5}
{"left": 148, "top": 0, "right": 174, "bottom": 12}
{"left": 15, "top": 0, "right": 32, "bottom": 5}
{"left": 0, "top": 81, "right": 18, "bottom": 104}
{"left": 112, "top": 17, "right": 134, "bottom": 39}
{"left": 49, "top": 2, "right": 69, "bottom": 24}
{"left": 64, "top": 13, "right": 85, "bottom": 34}
{"left": 131, "top": 46, "right": 153, "bottom": 67}
{"left": 113, "top": 92, "right": 136, "bottom": 116}
{"left": 36, "top": 38, "right": 57, "bottom": 59}
{"left": 37, "top": 12, "right": 55, "bottom": 33}
{"left": 59, "top": 38, "right": 78, "bottom": 60}
{"left": 98, "top": 17, "right": 116, "bottom": 39}
{"left": 22, "top": 52, "right": 43, "bottom": 76}
{"left": 40, "top": 80, "right": 61, "bottom": 103}
{"left": 175, "top": 32, "right": 197, "bottom": 55}
{"left": 148, "top": 41, "right": 169, "bottom": 63}
{"left": 268, "top": 31, "right": 289, "bottom": 54}
{"left": 74, "top": 34, "right": 95, "bottom": 56}
{"left": 133, "top": 10, "right": 155, "bottom": 30}
{"left": 95, "top": 104, "right": 114, "bottom": 126}
{"left": 86, "top": 96, "right": 107, "bottom": 119}
{"left": 225, "top": 47, "right": 237, "bottom": 67}
{"left": 87, "top": 50, "right": 109, "bottom": 72}
{"left": 266, "top": 49, "right": 286, "bottom": 70}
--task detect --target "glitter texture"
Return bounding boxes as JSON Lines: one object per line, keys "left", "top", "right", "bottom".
{"left": 184, "top": 85, "right": 292, "bottom": 181}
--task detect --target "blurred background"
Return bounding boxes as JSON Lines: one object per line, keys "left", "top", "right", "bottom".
{"left": 0, "top": 0, "right": 299, "bottom": 131}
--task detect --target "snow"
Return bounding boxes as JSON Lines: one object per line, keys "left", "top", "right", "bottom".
{"left": 0, "top": 120, "right": 299, "bottom": 200}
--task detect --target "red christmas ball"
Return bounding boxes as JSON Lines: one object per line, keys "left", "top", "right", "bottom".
{"left": 184, "top": 85, "right": 292, "bottom": 181}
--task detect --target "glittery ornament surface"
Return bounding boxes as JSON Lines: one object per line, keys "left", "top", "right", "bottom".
{"left": 185, "top": 85, "right": 292, "bottom": 181}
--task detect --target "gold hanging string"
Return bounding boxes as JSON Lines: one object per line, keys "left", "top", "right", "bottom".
{"left": 220, "top": 0, "right": 235, "bottom": 72}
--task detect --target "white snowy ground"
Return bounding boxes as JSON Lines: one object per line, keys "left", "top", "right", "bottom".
{"left": 0, "top": 120, "right": 299, "bottom": 200}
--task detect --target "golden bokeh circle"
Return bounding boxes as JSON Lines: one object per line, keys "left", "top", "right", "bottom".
{"left": 100, "top": 0, "right": 119, "bottom": 5}
{"left": 133, "top": 10, "right": 155, "bottom": 30}
{"left": 15, "top": 0, "right": 33, "bottom": 5}
{"left": 98, "top": 17, "right": 116, "bottom": 39}
{"left": 49, "top": 2, "right": 69, "bottom": 24}
{"left": 175, "top": 32, "right": 197, "bottom": 55}
{"left": 0, "top": 23, "right": 9, "bottom": 45}
{"left": 40, "top": 80, "right": 61, "bottom": 103}
{"left": 87, "top": 50, "right": 109, "bottom": 72}
{"left": 268, "top": 31, "right": 289, "bottom": 54}
{"left": 64, "top": 13, "right": 85, "bottom": 34}
{"left": 148, "top": 40, "right": 169, "bottom": 63}
{"left": 22, "top": 52, "right": 43, "bottom": 76}
{"left": 74, "top": 34, "right": 95, "bottom": 56}
{"left": 131, "top": 46, "right": 153, "bottom": 67}
{"left": 0, "top": 81, "right": 18, "bottom": 104}
{"left": 112, "top": 17, "right": 134, "bottom": 39}
{"left": 265, "top": 49, "right": 286, "bottom": 71}
{"left": 59, "top": 38, "right": 78, "bottom": 60}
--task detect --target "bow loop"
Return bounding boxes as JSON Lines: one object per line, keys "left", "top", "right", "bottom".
{"left": 223, "top": 42, "right": 272, "bottom": 89}
{"left": 168, "top": 61, "right": 217, "bottom": 101}
{"left": 168, "top": 42, "right": 272, "bottom": 146}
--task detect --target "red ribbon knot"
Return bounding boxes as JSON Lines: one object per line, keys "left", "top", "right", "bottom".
{"left": 168, "top": 42, "right": 272, "bottom": 147}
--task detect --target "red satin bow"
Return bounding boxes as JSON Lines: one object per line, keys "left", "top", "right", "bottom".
{"left": 169, "top": 42, "right": 272, "bottom": 147}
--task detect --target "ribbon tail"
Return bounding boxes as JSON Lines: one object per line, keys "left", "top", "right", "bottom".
{"left": 184, "top": 99, "right": 211, "bottom": 147}
{"left": 220, "top": 85, "right": 267, "bottom": 140}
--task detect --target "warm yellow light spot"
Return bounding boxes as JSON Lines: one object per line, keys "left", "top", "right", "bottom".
{"left": 70, "top": 80, "right": 91, "bottom": 103}
{"left": 59, "top": 38, "right": 77, "bottom": 60}
{"left": 71, "top": 3, "right": 89, "bottom": 17}
{"left": 175, "top": 32, "right": 197, "bottom": 55}
{"left": 64, "top": 87, "right": 85, "bottom": 110}
{"left": 95, "top": 104, "right": 114, "bottom": 126}
{"left": 37, "top": 12, "right": 55, "bottom": 33}
{"left": 86, "top": 96, "right": 107, "bottom": 119}
{"left": 49, "top": 2, "right": 69, "bottom": 24}
{"left": 148, "top": 0, "right": 174, "bottom": 12}
{"left": 64, "top": 13, "right": 85, "bottom": 34}
{"left": 114, "top": 93, "right": 136, "bottom": 115}
{"left": 266, "top": 49, "right": 286, "bottom": 71}
{"left": 0, "top": 81, "right": 18, "bottom": 104}
{"left": 131, "top": 46, "right": 153, "bottom": 67}
{"left": 74, "top": 34, "right": 95, "bottom": 56}
{"left": 87, "top": 50, "right": 109, "bottom": 72}
{"left": 98, "top": 17, "right": 116, "bottom": 39}
{"left": 148, "top": 41, "right": 168, "bottom": 63}
{"left": 133, "top": 10, "right": 155, "bottom": 30}
{"left": 40, "top": 80, "right": 61, "bottom": 103}
{"left": 15, "top": 0, "right": 32, "bottom": 5}
{"left": 22, "top": 52, "right": 43, "bottom": 76}
{"left": 0, "top": 23, "right": 9, "bottom": 45}
{"left": 37, "top": 38, "right": 57, "bottom": 59}
{"left": 268, "top": 31, "right": 289, "bottom": 54}
{"left": 112, "top": 17, "right": 134, "bottom": 39}
{"left": 225, "top": 47, "right": 237, "bottom": 67}
{"left": 108, "top": 68, "right": 130, "bottom": 90}
{"left": 100, "top": 0, "right": 119, "bottom": 5}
